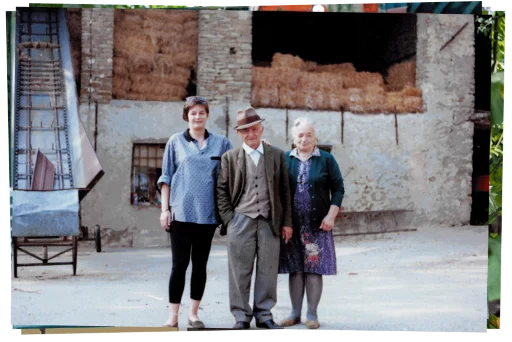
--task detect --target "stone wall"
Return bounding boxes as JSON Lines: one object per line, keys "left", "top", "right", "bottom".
{"left": 80, "top": 8, "right": 114, "bottom": 104}
{"left": 197, "top": 10, "right": 252, "bottom": 105}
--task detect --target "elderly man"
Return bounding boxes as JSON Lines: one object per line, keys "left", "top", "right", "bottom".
{"left": 217, "top": 107, "right": 293, "bottom": 329}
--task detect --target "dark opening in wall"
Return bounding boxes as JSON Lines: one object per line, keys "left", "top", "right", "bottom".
{"left": 470, "top": 125, "right": 490, "bottom": 225}
{"left": 251, "top": 12, "right": 422, "bottom": 113}
{"left": 474, "top": 15, "right": 492, "bottom": 112}
{"left": 253, "top": 12, "right": 417, "bottom": 74}
{"left": 470, "top": 17, "right": 491, "bottom": 225}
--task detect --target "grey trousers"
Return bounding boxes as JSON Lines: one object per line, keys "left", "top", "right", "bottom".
{"left": 227, "top": 212, "right": 280, "bottom": 323}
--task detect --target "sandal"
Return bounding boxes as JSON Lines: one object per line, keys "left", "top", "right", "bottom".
{"left": 188, "top": 318, "right": 205, "bottom": 329}
{"left": 280, "top": 316, "right": 301, "bottom": 327}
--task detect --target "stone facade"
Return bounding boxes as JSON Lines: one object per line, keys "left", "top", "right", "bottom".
{"left": 77, "top": 11, "right": 477, "bottom": 247}
{"left": 80, "top": 8, "right": 114, "bottom": 105}
{"left": 197, "top": 10, "right": 253, "bottom": 105}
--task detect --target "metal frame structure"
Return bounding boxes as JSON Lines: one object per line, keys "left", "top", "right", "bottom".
{"left": 11, "top": 8, "right": 103, "bottom": 278}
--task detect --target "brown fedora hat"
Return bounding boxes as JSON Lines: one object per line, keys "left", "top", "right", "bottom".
{"left": 234, "top": 107, "right": 265, "bottom": 130}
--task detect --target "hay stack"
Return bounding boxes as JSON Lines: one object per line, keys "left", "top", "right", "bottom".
{"left": 112, "top": 9, "right": 198, "bottom": 101}
{"left": 342, "top": 71, "right": 384, "bottom": 89}
{"left": 251, "top": 54, "right": 423, "bottom": 113}
{"left": 386, "top": 59, "right": 416, "bottom": 92}
{"left": 274, "top": 67, "right": 302, "bottom": 88}
{"left": 313, "top": 63, "right": 356, "bottom": 73}
{"left": 301, "top": 61, "right": 318, "bottom": 71}
{"left": 252, "top": 67, "right": 273, "bottom": 88}
{"left": 383, "top": 87, "right": 423, "bottom": 113}
{"left": 252, "top": 86, "right": 279, "bottom": 108}
{"left": 271, "top": 53, "right": 304, "bottom": 69}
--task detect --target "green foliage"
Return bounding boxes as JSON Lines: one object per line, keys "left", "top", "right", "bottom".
{"left": 490, "top": 72, "right": 504, "bottom": 125}
{"left": 486, "top": 12, "right": 505, "bottom": 228}
{"left": 476, "top": 12, "right": 505, "bottom": 72}
{"left": 488, "top": 235, "right": 501, "bottom": 302}
{"left": 484, "top": 11, "right": 504, "bottom": 329}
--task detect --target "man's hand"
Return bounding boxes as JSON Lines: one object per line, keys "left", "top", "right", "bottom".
{"left": 282, "top": 226, "right": 293, "bottom": 243}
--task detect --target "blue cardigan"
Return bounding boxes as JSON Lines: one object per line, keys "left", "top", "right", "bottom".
{"left": 285, "top": 149, "right": 345, "bottom": 230}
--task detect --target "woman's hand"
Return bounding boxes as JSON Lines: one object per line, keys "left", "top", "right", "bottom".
{"left": 262, "top": 139, "right": 271, "bottom": 146}
{"left": 160, "top": 210, "right": 171, "bottom": 230}
{"left": 319, "top": 214, "right": 335, "bottom": 232}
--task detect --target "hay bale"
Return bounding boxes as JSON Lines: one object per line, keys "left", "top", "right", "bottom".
{"left": 303, "top": 90, "right": 326, "bottom": 110}
{"left": 325, "top": 90, "right": 343, "bottom": 111}
{"left": 139, "top": 9, "right": 196, "bottom": 25}
{"left": 252, "top": 67, "right": 273, "bottom": 88}
{"left": 298, "top": 73, "right": 325, "bottom": 92}
{"left": 365, "top": 84, "right": 386, "bottom": 94}
{"left": 251, "top": 86, "right": 260, "bottom": 106}
{"left": 383, "top": 92, "right": 404, "bottom": 113}
{"left": 113, "top": 77, "right": 133, "bottom": 91}
{"left": 386, "top": 59, "right": 416, "bottom": 91}
{"left": 117, "top": 32, "right": 160, "bottom": 54}
{"left": 130, "top": 80, "right": 188, "bottom": 98}
{"left": 403, "top": 96, "right": 423, "bottom": 113}
{"left": 343, "top": 71, "right": 384, "bottom": 89}
{"left": 113, "top": 8, "right": 198, "bottom": 101}
{"left": 338, "top": 89, "right": 350, "bottom": 109}
{"left": 271, "top": 53, "right": 304, "bottom": 69}
{"left": 182, "top": 20, "right": 199, "bottom": 40}
{"left": 144, "top": 23, "right": 186, "bottom": 43}
{"left": 292, "top": 89, "right": 307, "bottom": 109}
{"left": 308, "top": 73, "right": 327, "bottom": 92}
{"left": 175, "top": 49, "right": 197, "bottom": 69}
{"left": 346, "top": 88, "right": 365, "bottom": 113}
{"left": 253, "top": 86, "right": 279, "bottom": 108}
{"left": 132, "top": 66, "right": 191, "bottom": 86}
{"left": 141, "top": 20, "right": 167, "bottom": 32}
{"left": 274, "top": 67, "right": 302, "bottom": 88}
{"left": 140, "top": 9, "right": 172, "bottom": 21}
{"left": 322, "top": 73, "right": 344, "bottom": 92}
{"left": 400, "top": 86, "right": 422, "bottom": 97}
{"left": 301, "top": 61, "right": 318, "bottom": 71}
{"left": 117, "top": 10, "right": 144, "bottom": 27}
{"left": 278, "top": 86, "right": 298, "bottom": 109}
{"left": 364, "top": 88, "right": 387, "bottom": 113}
{"left": 314, "top": 63, "right": 356, "bottom": 73}
{"left": 113, "top": 63, "right": 130, "bottom": 78}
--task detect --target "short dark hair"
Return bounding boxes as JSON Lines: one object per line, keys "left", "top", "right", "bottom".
{"left": 183, "top": 96, "right": 209, "bottom": 122}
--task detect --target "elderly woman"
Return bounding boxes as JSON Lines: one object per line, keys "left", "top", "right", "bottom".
{"left": 158, "top": 96, "right": 232, "bottom": 328}
{"left": 278, "top": 117, "right": 345, "bottom": 329}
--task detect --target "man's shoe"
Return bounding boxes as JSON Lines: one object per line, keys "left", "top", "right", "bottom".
{"left": 233, "top": 321, "right": 250, "bottom": 329}
{"left": 256, "top": 319, "right": 283, "bottom": 329}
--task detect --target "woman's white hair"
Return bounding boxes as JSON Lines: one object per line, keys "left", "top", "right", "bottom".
{"left": 291, "top": 116, "right": 318, "bottom": 141}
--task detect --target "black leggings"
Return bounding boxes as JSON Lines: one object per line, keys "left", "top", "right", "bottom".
{"left": 168, "top": 220, "right": 217, "bottom": 304}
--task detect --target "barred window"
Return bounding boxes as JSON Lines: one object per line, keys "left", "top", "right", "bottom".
{"left": 131, "top": 144, "right": 165, "bottom": 206}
